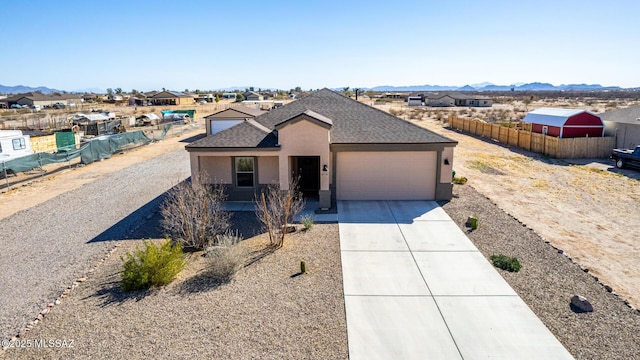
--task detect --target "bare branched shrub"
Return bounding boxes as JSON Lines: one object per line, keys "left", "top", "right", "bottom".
{"left": 204, "top": 231, "right": 245, "bottom": 283}
{"left": 255, "top": 178, "right": 305, "bottom": 248}
{"left": 161, "top": 174, "right": 230, "bottom": 250}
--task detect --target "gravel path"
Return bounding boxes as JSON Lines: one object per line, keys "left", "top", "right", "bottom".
{"left": 0, "top": 147, "right": 190, "bottom": 341}
{"left": 441, "top": 184, "right": 640, "bottom": 360}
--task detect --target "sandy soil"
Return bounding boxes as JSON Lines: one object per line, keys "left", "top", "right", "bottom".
{"left": 410, "top": 116, "right": 640, "bottom": 309}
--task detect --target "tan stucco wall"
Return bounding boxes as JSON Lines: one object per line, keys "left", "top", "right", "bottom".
{"left": 440, "top": 147, "right": 454, "bottom": 183}
{"left": 198, "top": 156, "right": 232, "bottom": 184}
{"left": 277, "top": 118, "right": 330, "bottom": 191}
{"left": 258, "top": 156, "right": 279, "bottom": 184}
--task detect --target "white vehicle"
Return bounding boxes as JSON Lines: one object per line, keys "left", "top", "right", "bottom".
{"left": 0, "top": 130, "right": 34, "bottom": 163}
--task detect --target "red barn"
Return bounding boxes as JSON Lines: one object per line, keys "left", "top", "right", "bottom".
{"left": 523, "top": 108, "right": 604, "bottom": 138}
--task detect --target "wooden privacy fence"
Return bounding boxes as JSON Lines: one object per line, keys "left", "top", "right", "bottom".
{"left": 449, "top": 115, "right": 615, "bottom": 159}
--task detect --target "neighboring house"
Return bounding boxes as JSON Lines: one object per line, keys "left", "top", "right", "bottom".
{"left": 186, "top": 89, "right": 457, "bottom": 209}
{"left": 129, "top": 94, "right": 152, "bottom": 106}
{"left": 150, "top": 90, "right": 195, "bottom": 105}
{"left": 407, "top": 96, "right": 423, "bottom": 106}
{"left": 221, "top": 93, "right": 237, "bottom": 99}
{"left": 425, "top": 94, "right": 456, "bottom": 107}
{"left": 204, "top": 106, "right": 265, "bottom": 136}
{"left": 600, "top": 105, "right": 640, "bottom": 149}
{"left": 523, "top": 108, "right": 604, "bottom": 138}
{"left": 243, "top": 91, "right": 263, "bottom": 101}
{"left": 425, "top": 93, "right": 492, "bottom": 107}
{"left": 6, "top": 93, "right": 83, "bottom": 108}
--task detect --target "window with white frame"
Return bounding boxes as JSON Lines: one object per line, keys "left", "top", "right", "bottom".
{"left": 235, "top": 157, "right": 255, "bottom": 187}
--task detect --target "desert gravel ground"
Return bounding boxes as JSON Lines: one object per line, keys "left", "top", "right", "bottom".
{"left": 2, "top": 215, "right": 348, "bottom": 360}
{"left": 0, "top": 147, "right": 191, "bottom": 342}
{"left": 408, "top": 116, "right": 640, "bottom": 309}
{"left": 441, "top": 184, "right": 640, "bottom": 360}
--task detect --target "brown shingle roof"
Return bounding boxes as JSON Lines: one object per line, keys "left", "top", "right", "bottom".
{"left": 204, "top": 106, "right": 265, "bottom": 119}
{"left": 187, "top": 88, "right": 456, "bottom": 150}
{"left": 186, "top": 120, "right": 278, "bottom": 149}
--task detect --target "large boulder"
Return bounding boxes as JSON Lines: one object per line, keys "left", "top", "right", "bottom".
{"left": 570, "top": 294, "right": 593, "bottom": 313}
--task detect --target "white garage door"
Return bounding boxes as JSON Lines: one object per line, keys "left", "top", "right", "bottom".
{"left": 336, "top": 151, "right": 437, "bottom": 200}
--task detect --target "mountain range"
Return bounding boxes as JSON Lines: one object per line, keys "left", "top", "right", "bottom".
{"left": 0, "top": 82, "right": 635, "bottom": 95}
{"left": 367, "top": 82, "right": 626, "bottom": 92}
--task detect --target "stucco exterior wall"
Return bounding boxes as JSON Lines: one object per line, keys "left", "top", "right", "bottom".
{"left": 277, "top": 118, "right": 330, "bottom": 192}
{"left": 258, "top": 156, "right": 279, "bottom": 184}
{"left": 198, "top": 156, "right": 232, "bottom": 184}
{"left": 440, "top": 146, "right": 454, "bottom": 184}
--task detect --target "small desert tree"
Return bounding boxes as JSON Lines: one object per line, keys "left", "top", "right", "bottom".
{"left": 160, "top": 174, "right": 230, "bottom": 250}
{"left": 255, "top": 178, "right": 305, "bottom": 248}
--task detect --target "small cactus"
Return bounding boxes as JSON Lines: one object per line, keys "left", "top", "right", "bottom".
{"left": 300, "top": 260, "right": 306, "bottom": 274}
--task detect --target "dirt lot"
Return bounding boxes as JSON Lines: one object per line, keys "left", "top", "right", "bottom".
{"left": 407, "top": 115, "right": 640, "bottom": 310}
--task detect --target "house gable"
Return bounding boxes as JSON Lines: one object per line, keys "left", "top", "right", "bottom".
{"left": 274, "top": 110, "right": 333, "bottom": 131}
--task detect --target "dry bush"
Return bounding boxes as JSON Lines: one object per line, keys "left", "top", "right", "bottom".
{"left": 161, "top": 174, "right": 230, "bottom": 250}
{"left": 255, "top": 178, "right": 305, "bottom": 248}
{"left": 204, "top": 231, "right": 245, "bottom": 283}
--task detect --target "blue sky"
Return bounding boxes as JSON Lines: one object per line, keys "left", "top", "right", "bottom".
{"left": 1, "top": 0, "right": 639, "bottom": 92}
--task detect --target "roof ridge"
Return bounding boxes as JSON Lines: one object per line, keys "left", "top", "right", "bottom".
{"left": 321, "top": 88, "right": 457, "bottom": 140}
{"left": 245, "top": 119, "right": 272, "bottom": 133}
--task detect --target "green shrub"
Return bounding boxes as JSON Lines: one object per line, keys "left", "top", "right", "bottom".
{"left": 490, "top": 254, "right": 522, "bottom": 272}
{"left": 453, "top": 176, "right": 468, "bottom": 185}
{"left": 300, "top": 214, "right": 315, "bottom": 230}
{"left": 120, "top": 238, "right": 185, "bottom": 292}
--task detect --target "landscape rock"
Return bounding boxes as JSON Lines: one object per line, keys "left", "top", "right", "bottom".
{"left": 571, "top": 294, "right": 594, "bottom": 313}
{"left": 40, "top": 308, "right": 50, "bottom": 316}
{"left": 604, "top": 285, "right": 613, "bottom": 293}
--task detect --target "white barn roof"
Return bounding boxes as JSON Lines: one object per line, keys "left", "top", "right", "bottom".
{"left": 523, "top": 108, "right": 599, "bottom": 127}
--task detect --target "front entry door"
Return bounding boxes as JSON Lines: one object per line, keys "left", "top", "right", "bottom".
{"left": 293, "top": 156, "right": 320, "bottom": 196}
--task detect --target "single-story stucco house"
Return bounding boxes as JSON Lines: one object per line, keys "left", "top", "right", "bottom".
{"left": 185, "top": 88, "right": 458, "bottom": 209}
{"left": 600, "top": 104, "right": 640, "bottom": 149}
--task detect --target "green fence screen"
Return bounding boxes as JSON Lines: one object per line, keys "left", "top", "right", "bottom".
{"left": 1, "top": 128, "right": 166, "bottom": 175}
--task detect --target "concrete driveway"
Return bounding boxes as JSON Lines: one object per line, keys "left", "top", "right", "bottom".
{"left": 338, "top": 200, "right": 574, "bottom": 360}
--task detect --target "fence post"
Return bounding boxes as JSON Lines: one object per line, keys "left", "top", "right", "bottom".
{"left": 2, "top": 162, "right": 9, "bottom": 191}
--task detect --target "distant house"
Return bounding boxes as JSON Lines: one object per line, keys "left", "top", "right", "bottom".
{"left": 243, "top": 91, "right": 263, "bottom": 101}
{"left": 425, "top": 93, "right": 492, "bottom": 107}
{"left": 221, "top": 93, "right": 237, "bottom": 99}
{"left": 407, "top": 96, "right": 423, "bottom": 106}
{"left": 6, "top": 93, "right": 83, "bottom": 108}
{"left": 601, "top": 105, "right": 640, "bottom": 149}
{"left": 523, "top": 108, "right": 604, "bottom": 138}
{"left": 204, "top": 105, "right": 265, "bottom": 136}
{"left": 383, "top": 92, "right": 409, "bottom": 100}
{"left": 425, "top": 94, "right": 456, "bottom": 107}
{"left": 106, "top": 94, "right": 125, "bottom": 103}
{"left": 151, "top": 91, "right": 195, "bottom": 106}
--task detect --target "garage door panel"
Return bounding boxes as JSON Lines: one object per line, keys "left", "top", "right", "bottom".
{"left": 337, "top": 152, "right": 436, "bottom": 200}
